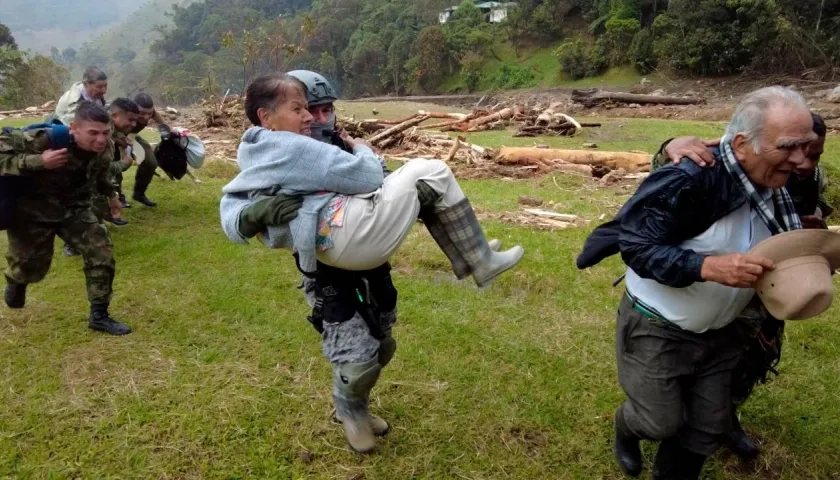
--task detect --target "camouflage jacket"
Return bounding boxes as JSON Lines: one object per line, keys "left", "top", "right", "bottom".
{"left": 0, "top": 129, "right": 116, "bottom": 222}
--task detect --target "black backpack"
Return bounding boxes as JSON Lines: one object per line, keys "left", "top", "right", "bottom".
{"left": 0, "top": 121, "right": 71, "bottom": 230}
{"left": 154, "top": 137, "right": 188, "bottom": 180}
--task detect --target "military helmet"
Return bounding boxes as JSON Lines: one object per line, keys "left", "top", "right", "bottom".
{"left": 288, "top": 70, "right": 338, "bottom": 106}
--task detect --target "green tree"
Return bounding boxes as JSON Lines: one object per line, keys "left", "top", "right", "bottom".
{"left": 61, "top": 47, "right": 77, "bottom": 64}
{"left": 412, "top": 25, "right": 451, "bottom": 92}
{"left": 114, "top": 47, "right": 137, "bottom": 65}
{"left": 0, "top": 23, "right": 17, "bottom": 49}
{"left": 0, "top": 53, "right": 69, "bottom": 109}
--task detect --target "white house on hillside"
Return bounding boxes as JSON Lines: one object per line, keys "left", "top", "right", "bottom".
{"left": 439, "top": 6, "right": 458, "bottom": 24}
{"left": 439, "top": 2, "right": 518, "bottom": 24}
{"left": 477, "top": 2, "right": 518, "bottom": 23}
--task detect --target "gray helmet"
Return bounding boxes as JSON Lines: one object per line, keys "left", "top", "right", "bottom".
{"left": 288, "top": 70, "right": 338, "bottom": 106}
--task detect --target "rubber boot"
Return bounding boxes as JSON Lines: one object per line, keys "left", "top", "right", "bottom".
{"left": 89, "top": 304, "right": 132, "bottom": 335}
{"left": 4, "top": 276, "right": 26, "bottom": 309}
{"left": 332, "top": 358, "right": 385, "bottom": 452}
{"left": 729, "top": 410, "right": 759, "bottom": 460}
{"left": 435, "top": 198, "right": 523, "bottom": 287}
{"left": 653, "top": 438, "right": 707, "bottom": 480}
{"left": 488, "top": 239, "right": 501, "bottom": 251}
{"left": 334, "top": 410, "right": 390, "bottom": 437}
{"left": 614, "top": 407, "right": 643, "bottom": 477}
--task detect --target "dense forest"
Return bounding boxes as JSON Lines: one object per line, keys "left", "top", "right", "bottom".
{"left": 4, "top": 0, "right": 840, "bottom": 108}
{"left": 144, "top": 0, "right": 840, "bottom": 104}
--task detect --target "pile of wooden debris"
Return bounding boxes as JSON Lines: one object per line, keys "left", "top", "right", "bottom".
{"left": 0, "top": 100, "right": 56, "bottom": 120}
{"left": 202, "top": 94, "right": 247, "bottom": 129}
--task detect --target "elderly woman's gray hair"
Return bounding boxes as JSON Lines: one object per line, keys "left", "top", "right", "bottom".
{"left": 725, "top": 86, "right": 809, "bottom": 153}
{"left": 82, "top": 66, "right": 107, "bottom": 84}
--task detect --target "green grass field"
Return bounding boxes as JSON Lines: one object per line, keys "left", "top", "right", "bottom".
{"left": 1, "top": 113, "right": 840, "bottom": 479}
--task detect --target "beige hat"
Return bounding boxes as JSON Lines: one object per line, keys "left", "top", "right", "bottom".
{"left": 749, "top": 230, "right": 840, "bottom": 320}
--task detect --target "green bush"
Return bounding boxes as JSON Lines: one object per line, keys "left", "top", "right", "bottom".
{"left": 629, "top": 29, "right": 656, "bottom": 73}
{"left": 489, "top": 65, "right": 535, "bottom": 89}
{"left": 553, "top": 36, "right": 606, "bottom": 80}
{"left": 602, "top": 17, "right": 639, "bottom": 66}
{"left": 459, "top": 51, "right": 484, "bottom": 92}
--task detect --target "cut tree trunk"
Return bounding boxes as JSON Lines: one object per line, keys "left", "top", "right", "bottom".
{"left": 497, "top": 147, "right": 651, "bottom": 172}
{"left": 456, "top": 108, "right": 514, "bottom": 132}
{"left": 368, "top": 115, "right": 429, "bottom": 147}
{"left": 571, "top": 89, "right": 705, "bottom": 108}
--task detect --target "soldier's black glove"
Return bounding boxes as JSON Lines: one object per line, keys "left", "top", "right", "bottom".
{"left": 237, "top": 194, "right": 303, "bottom": 238}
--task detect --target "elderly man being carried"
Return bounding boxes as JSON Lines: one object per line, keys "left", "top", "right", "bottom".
{"left": 578, "top": 86, "right": 814, "bottom": 479}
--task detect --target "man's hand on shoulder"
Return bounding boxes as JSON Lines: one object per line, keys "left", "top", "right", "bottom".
{"left": 41, "top": 148, "right": 69, "bottom": 169}
{"left": 700, "top": 253, "right": 775, "bottom": 288}
{"left": 801, "top": 215, "right": 828, "bottom": 230}
{"left": 664, "top": 136, "right": 720, "bottom": 167}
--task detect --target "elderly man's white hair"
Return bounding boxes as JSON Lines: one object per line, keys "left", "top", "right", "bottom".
{"left": 725, "top": 86, "right": 809, "bottom": 153}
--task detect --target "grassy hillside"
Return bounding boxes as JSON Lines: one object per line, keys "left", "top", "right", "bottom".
{"left": 441, "top": 39, "right": 649, "bottom": 94}
{"left": 69, "top": 0, "right": 195, "bottom": 96}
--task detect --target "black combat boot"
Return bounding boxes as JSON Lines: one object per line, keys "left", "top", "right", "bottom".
{"left": 730, "top": 410, "right": 760, "bottom": 460}
{"left": 89, "top": 304, "right": 132, "bottom": 335}
{"left": 118, "top": 192, "right": 131, "bottom": 208}
{"left": 63, "top": 243, "right": 80, "bottom": 257}
{"left": 132, "top": 192, "right": 157, "bottom": 207}
{"left": 653, "top": 438, "right": 707, "bottom": 480}
{"left": 4, "top": 277, "right": 26, "bottom": 309}
{"left": 614, "top": 407, "right": 643, "bottom": 477}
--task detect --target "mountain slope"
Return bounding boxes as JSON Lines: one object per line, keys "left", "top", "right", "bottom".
{"left": 69, "top": 0, "right": 195, "bottom": 95}
{"left": 5, "top": 0, "right": 142, "bottom": 53}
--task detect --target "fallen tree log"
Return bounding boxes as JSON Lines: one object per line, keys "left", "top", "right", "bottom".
{"left": 497, "top": 147, "right": 651, "bottom": 172}
{"left": 457, "top": 108, "right": 514, "bottom": 132}
{"left": 368, "top": 114, "right": 429, "bottom": 147}
{"left": 571, "top": 89, "right": 705, "bottom": 108}
{"left": 445, "top": 137, "right": 462, "bottom": 163}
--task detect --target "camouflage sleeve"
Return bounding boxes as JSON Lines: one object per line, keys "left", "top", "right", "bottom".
{"left": 0, "top": 132, "right": 48, "bottom": 175}
{"left": 95, "top": 139, "right": 117, "bottom": 198}
{"left": 650, "top": 138, "right": 674, "bottom": 172}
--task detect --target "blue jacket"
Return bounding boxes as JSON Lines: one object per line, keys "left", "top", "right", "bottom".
{"left": 577, "top": 147, "right": 758, "bottom": 288}
{"left": 220, "top": 127, "right": 384, "bottom": 273}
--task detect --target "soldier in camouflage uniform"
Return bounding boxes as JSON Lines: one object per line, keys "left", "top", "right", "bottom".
{"left": 130, "top": 92, "right": 173, "bottom": 207}
{"left": 64, "top": 98, "right": 138, "bottom": 257}
{"left": 107, "top": 98, "right": 142, "bottom": 213}
{"left": 648, "top": 112, "right": 830, "bottom": 460}
{"left": 1, "top": 101, "right": 132, "bottom": 336}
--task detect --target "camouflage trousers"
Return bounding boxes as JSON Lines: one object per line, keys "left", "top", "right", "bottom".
{"left": 5, "top": 211, "right": 116, "bottom": 305}
{"left": 301, "top": 276, "right": 398, "bottom": 366}
{"left": 91, "top": 195, "right": 113, "bottom": 223}
{"left": 134, "top": 136, "right": 158, "bottom": 195}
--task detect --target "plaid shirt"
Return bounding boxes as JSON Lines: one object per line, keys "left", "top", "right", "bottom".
{"left": 719, "top": 136, "right": 802, "bottom": 234}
